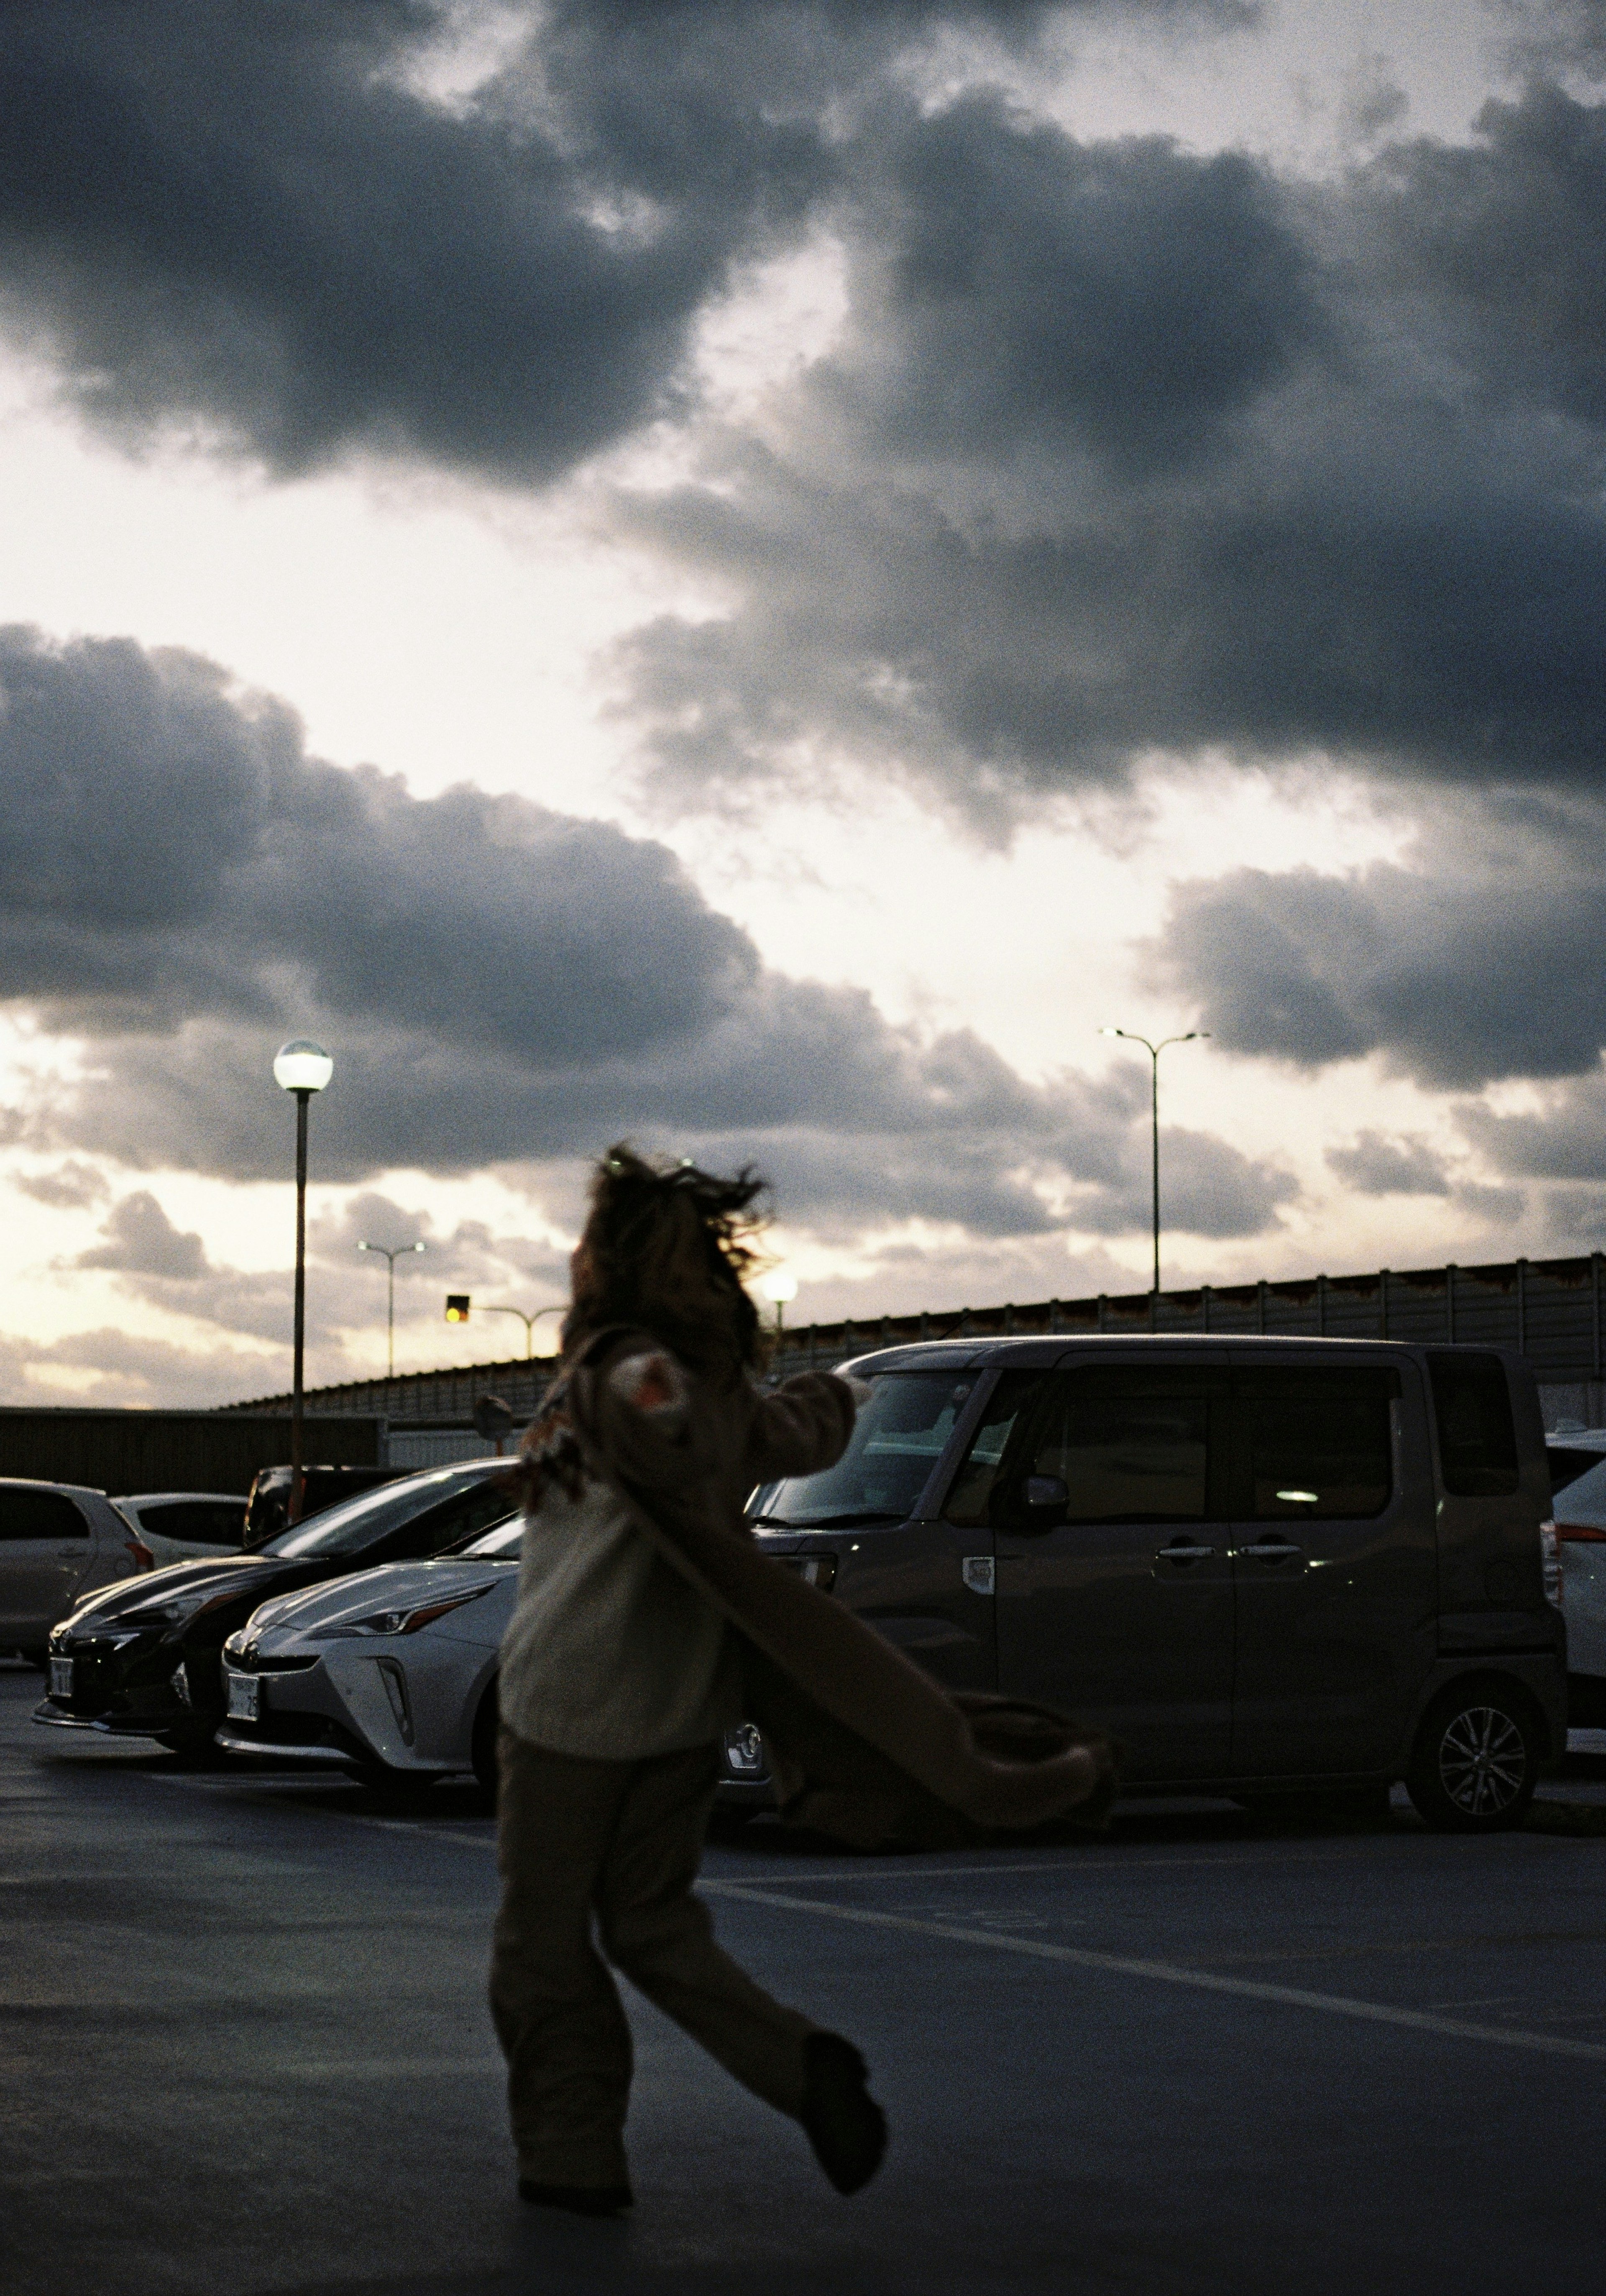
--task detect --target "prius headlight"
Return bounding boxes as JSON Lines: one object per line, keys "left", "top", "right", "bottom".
{"left": 120, "top": 1587, "right": 228, "bottom": 1629}
{"left": 306, "top": 1583, "right": 497, "bottom": 1641}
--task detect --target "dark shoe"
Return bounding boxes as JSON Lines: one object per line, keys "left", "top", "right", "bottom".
{"left": 518, "top": 2179, "right": 633, "bottom": 2217}
{"left": 800, "top": 2032, "right": 887, "bottom": 2196}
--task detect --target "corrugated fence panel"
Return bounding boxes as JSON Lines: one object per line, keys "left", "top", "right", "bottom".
{"left": 0, "top": 1411, "right": 382, "bottom": 1495}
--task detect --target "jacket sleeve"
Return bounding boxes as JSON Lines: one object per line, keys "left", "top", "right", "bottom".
{"left": 745, "top": 1371, "right": 857, "bottom": 1483}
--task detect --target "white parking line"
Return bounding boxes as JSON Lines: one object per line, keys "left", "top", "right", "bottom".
{"left": 701, "top": 1882, "right": 1606, "bottom": 2065}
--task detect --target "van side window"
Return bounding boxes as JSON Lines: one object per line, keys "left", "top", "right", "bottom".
{"left": 1041, "top": 1370, "right": 1216, "bottom": 1523}
{"left": 944, "top": 1373, "right": 1048, "bottom": 1525}
{"left": 1427, "top": 1353, "right": 1519, "bottom": 1498}
{"left": 1235, "top": 1369, "right": 1395, "bottom": 1520}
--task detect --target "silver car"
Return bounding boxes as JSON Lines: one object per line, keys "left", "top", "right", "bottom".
{"left": 0, "top": 1478, "right": 151, "bottom": 1663}
{"left": 113, "top": 1492, "right": 247, "bottom": 1570}
{"left": 215, "top": 1519, "right": 523, "bottom": 1785}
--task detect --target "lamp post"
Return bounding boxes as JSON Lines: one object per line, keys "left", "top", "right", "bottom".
{"left": 476, "top": 1303, "right": 565, "bottom": 1359}
{"left": 273, "top": 1039, "right": 333, "bottom": 1522}
{"left": 762, "top": 1271, "right": 798, "bottom": 1343}
{"left": 1097, "top": 1027, "right": 1210, "bottom": 1295}
{"left": 356, "top": 1239, "right": 426, "bottom": 1378}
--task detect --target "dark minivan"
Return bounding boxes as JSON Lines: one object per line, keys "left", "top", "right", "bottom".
{"left": 736, "top": 1336, "right": 1565, "bottom": 1831}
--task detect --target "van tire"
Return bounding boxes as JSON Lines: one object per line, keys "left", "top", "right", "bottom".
{"left": 1406, "top": 1679, "right": 1541, "bottom": 1833}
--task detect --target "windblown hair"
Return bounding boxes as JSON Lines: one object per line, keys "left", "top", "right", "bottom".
{"left": 563, "top": 1142, "right": 769, "bottom": 1379}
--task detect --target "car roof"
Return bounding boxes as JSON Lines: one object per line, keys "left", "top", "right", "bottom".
{"left": 838, "top": 1333, "right": 1460, "bottom": 1376}
{"left": 116, "top": 1491, "right": 248, "bottom": 1506}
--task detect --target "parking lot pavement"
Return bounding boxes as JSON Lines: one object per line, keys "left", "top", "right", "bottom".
{"left": 5, "top": 1660, "right": 1606, "bottom": 2296}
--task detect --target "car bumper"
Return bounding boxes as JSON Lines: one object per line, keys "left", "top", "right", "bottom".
{"left": 217, "top": 1642, "right": 486, "bottom": 1776}
{"left": 32, "top": 1698, "right": 183, "bottom": 1741}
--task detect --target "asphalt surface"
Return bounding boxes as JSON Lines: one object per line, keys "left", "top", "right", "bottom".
{"left": 6, "top": 1660, "right": 1606, "bottom": 2296}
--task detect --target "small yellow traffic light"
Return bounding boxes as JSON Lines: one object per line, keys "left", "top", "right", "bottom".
{"left": 445, "top": 1294, "right": 471, "bottom": 1324}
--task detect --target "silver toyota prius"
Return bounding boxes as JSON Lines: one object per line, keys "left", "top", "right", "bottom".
{"left": 215, "top": 1518, "right": 522, "bottom": 1785}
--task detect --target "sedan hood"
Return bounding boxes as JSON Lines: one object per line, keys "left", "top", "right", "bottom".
{"left": 68, "top": 1555, "right": 283, "bottom": 1627}
{"left": 245, "top": 1558, "right": 517, "bottom": 1649}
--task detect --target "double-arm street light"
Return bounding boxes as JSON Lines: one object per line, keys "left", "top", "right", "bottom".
{"left": 478, "top": 1303, "right": 565, "bottom": 1359}
{"left": 273, "top": 1038, "right": 333, "bottom": 1522}
{"left": 356, "top": 1239, "right": 426, "bottom": 1377}
{"left": 1098, "top": 1026, "right": 1211, "bottom": 1295}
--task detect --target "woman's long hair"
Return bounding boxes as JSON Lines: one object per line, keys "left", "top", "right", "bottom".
{"left": 563, "top": 1142, "right": 769, "bottom": 1379}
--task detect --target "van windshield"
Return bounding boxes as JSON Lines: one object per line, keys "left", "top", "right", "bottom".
{"left": 752, "top": 1372, "right": 974, "bottom": 1528}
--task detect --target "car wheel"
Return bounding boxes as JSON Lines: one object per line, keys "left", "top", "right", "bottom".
{"left": 1405, "top": 1681, "right": 1541, "bottom": 1833}
{"left": 471, "top": 1680, "right": 500, "bottom": 1795}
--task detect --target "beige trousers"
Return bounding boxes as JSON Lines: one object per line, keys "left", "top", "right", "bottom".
{"left": 488, "top": 1727, "right": 817, "bottom": 2187}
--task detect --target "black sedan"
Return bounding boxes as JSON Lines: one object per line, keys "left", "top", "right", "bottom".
{"left": 35, "top": 1461, "right": 519, "bottom": 1756}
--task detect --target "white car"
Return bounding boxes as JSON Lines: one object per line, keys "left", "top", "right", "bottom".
{"left": 0, "top": 1478, "right": 152, "bottom": 1663}
{"left": 214, "top": 1519, "right": 523, "bottom": 1785}
{"left": 1548, "top": 1446, "right": 1606, "bottom": 1728}
{"left": 113, "top": 1491, "right": 247, "bottom": 1570}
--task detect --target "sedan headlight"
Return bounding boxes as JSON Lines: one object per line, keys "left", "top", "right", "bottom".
{"left": 118, "top": 1588, "right": 224, "bottom": 1629}
{"left": 306, "top": 1583, "right": 497, "bottom": 1640}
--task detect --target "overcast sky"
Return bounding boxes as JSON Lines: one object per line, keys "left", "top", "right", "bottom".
{"left": 3, "top": 0, "right": 1605, "bottom": 1406}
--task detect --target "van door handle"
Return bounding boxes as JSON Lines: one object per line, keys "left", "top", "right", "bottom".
{"left": 1238, "top": 1537, "right": 1304, "bottom": 1562}
{"left": 1156, "top": 1539, "right": 1216, "bottom": 1565}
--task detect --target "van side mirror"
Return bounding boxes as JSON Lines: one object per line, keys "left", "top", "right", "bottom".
{"left": 1023, "top": 1474, "right": 1069, "bottom": 1519}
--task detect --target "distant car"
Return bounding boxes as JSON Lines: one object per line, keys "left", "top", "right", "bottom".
{"left": 215, "top": 1519, "right": 523, "bottom": 1785}
{"left": 1547, "top": 1428, "right": 1606, "bottom": 1499}
{"left": 244, "top": 1464, "right": 402, "bottom": 1548}
{"left": 113, "top": 1492, "right": 247, "bottom": 1570}
{"left": 0, "top": 1478, "right": 152, "bottom": 1664}
{"left": 35, "top": 1461, "right": 519, "bottom": 1755}
{"left": 1545, "top": 1446, "right": 1606, "bottom": 1727}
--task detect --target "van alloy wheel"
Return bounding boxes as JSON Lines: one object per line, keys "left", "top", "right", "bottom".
{"left": 1438, "top": 1706, "right": 1527, "bottom": 1818}
{"left": 1406, "top": 1682, "right": 1540, "bottom": 1833}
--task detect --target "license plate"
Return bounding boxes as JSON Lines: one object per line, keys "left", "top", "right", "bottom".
{"left": 49, "top": 1657, "right": 73, "bottom": 1699}
{"left": 226, "top": 1673, "right": 261, "bottom": 1722}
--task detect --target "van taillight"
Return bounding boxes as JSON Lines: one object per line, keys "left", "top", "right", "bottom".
{"left": 1540, "top": 1521, "right": 1561, "bottom": 1606}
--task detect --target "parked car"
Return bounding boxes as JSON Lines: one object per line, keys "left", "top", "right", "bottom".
{"left": 728, "top": 1336, "right": 1564, "bottom": 1832}
{"left": 244, "top": 1463, "right": 401, "bottom": 1548}
{"left": 35, "top": 1461, "right": 519, "bottom": 1755}
{"left": 215, "top": 1518, "right": 523, "bottom": 1784}
{"left": 113, "top": 1492, "right": 248, "bottom": 1570}
{"left": 1546, "top": 1427, "right": 1606, "bottom": 1500}
{"left": 0, "top": 1478, "right": 152, "bottom": 1663}
{"left": 1541, "top": 1449, "right": 1606, "bottom": 1727}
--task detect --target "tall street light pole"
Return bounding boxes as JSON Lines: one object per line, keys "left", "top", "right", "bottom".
{"left": 273, "top": 1040, "right": 334, "bottom": 1521}
{"left": 356, "top": 1239, "right": 426, "bottom": 1377}
{"left": 762, "top": 1270, "right": 798, "bottom": 1343}
{"left": 1098, "top": 1027, "right": 1210, "bottom": 1295}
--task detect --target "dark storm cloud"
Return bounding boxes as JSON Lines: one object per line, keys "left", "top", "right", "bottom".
{"left": 0, "top": 0, "right": 826, "bottom": 481}
{"left": 75, "top": 1191, "right": 210, "bottom": 1279}
{"left": 833, "top": 92, "right": 1317, "bottom": 478}
{"left": 1151, "top": 823, "right": 1606, "bottom": 1090}
{"left": 1325, "top": 1132, "right": 1453, "bottom": 1197}
{"left": 611, "top": 76, "right": 1606, "bottom": 823}
{"left": 0, "top": 0, "right": 1235, "bottom": 484}
{"left": 1, "top": 622, "right": 1266, "bottom": 1245}
{"left": 15, "top": 1159, "right": 108, "bottom": 1209}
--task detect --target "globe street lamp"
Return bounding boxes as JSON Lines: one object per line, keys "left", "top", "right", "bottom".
{"left": 356, "top": 1238, "right": 426, "bottom": 1378}
{"left": 1097, "top": 1027, "right": 1210, "bottom": 1295}
{"left": 762, "top": 1270, "right": 798, "bottom": 1342}
{"left": 273, "top": 1039, "right": 333, "bottom": 1521}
